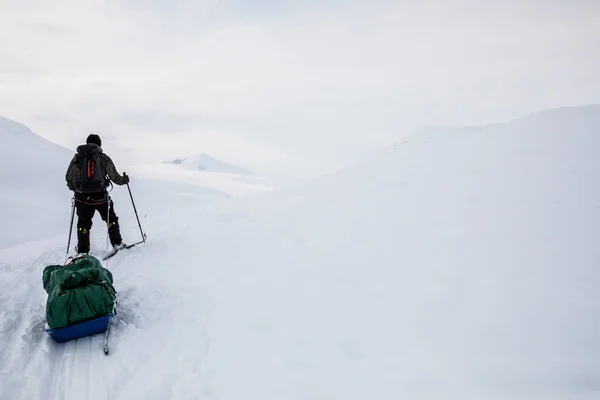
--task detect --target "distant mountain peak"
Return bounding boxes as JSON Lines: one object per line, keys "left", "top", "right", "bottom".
{"left": 164, "top": 153, "right": 254, "bottom": 176}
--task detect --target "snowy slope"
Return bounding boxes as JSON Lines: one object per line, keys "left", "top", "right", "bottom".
{"left": 1, "top": 106, "right": 600, "bottom": 400}
{"left": 0, "top": 116, "right": 75, "bottom": 248}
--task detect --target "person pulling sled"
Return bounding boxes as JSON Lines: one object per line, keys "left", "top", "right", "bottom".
{"left": 65, "top": 134, "right": 130, "bottom": 256}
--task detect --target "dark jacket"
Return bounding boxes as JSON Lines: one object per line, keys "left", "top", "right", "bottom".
{"left": 65, "top": 143, "right": 128, "bottom": 197}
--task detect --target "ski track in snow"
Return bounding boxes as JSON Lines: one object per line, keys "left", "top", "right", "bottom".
{"left": 0, "top": 245, "right": 116, "bottom": 400}
{"left": 1, "top": 232, "right": 213, "bottom": 400}
{"left": 0, "top": 247, "right": 64, "bottom": 399}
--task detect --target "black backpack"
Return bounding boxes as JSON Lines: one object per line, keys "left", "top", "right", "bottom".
{"left": 72, "top": 152, "right": 106, "bottom": 193}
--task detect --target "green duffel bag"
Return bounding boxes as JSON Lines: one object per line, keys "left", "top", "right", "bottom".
{"left": 42, "top": 255, "right": 117, "bottom": 329}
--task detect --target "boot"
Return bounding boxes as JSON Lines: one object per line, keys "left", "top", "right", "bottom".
{"left": 108, "top": 220, "right": 124, "bottom": 248}
{"left": 113, "top": 243, "right": 127, "bottom": 251}
{"left": 76, "top": 227, "right": 90, "bottom": 254}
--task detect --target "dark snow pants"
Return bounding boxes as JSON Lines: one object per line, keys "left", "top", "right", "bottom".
{"left": 75, "top": 196, "right": 123, "bottom": 253}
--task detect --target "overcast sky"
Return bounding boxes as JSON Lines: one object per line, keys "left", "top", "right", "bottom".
{"left": 1, "top": 0, "right": 599, "bottom": 178}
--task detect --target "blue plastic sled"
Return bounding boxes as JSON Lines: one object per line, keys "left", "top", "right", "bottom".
{"left": 45, "top": 313, "right": 114, "bottom": 343}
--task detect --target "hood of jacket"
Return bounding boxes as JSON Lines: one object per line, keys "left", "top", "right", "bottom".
{"left": 76, "top": 143, "right": 103, "bottom": 157}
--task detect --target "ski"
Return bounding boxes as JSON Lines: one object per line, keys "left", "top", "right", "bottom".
{"left": 102, "top": 240, "right": 145, "bottom": 260}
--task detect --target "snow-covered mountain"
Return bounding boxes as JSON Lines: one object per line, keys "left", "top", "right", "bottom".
{"left": 410, "top": 104, "right": 600, "bottom": 143}
{"left": 166, "top": 153, "right": 254, "bottom": 175}
{"left": 0, "top": 116, "right": 75, "bottom": 247}
{"left": 0, "top": 115, "right": 73, "bottom": 181}
{"left": 1, "top": 105, "right": 599, "bottom": 400}
{"left": 132, "top": 153, "right": 273, "bottom": 197}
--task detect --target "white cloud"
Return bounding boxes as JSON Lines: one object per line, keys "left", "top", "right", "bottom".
{"left": 1, "top": 0, "right": 599, "bottom": 178}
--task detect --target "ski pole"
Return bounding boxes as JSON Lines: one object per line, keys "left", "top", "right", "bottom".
{"left": 124, "top": 173, "right": 146, "bottom": 242}
{"left": 65, "top": 197, "right": 75, "bottom": 263}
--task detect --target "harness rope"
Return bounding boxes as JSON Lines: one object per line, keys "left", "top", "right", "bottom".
{"left": 74, "top": 198, "right": 107, "bottom": 206}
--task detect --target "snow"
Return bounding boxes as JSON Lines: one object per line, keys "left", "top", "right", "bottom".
{"left": 1, "top": 106, "right": 600, "bottom": 400}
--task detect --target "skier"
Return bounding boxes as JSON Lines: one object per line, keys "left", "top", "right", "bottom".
{"left": 65, "top": 134, "right": 130, "bottom": 255}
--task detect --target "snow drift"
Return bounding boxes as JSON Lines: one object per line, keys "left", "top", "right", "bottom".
{"left": 1, "top": 105, "right": 599, "bottom": 400}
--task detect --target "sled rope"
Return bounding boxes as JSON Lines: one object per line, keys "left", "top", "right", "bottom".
{"left": 65, "top": 197, "right": 76, "bottom": 264}
{"left": 105, "top": 196, "right": 111, "bottom": 270}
